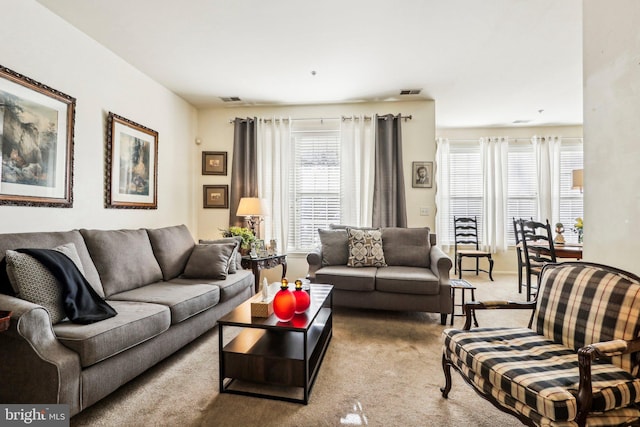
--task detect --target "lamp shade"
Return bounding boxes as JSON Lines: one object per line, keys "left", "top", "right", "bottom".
{"left": 572, "top": 169, "right": 583, "bottom": 190}
{"left": 236, "top": 197, "right": 267, "bottom": 217}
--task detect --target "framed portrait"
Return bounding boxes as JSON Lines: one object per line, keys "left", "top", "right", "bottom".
{"left": 203, "top": 185, "right": 228, "bottom": 209}
{"left": 412, "top": 161, "right": 433, "bottom": 188}
{"left": 106, "top": 112, "right": 158, "bottom": 209}
{"left": 0, "top": 65, "right": 76, "bottom": 207}
{"left": 202, "top": 151, "right": 227, "bottom": 175}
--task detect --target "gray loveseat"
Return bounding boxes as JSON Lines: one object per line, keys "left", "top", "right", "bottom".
{"left": 0, "top": 224, "right": 253, "bottom": 416}
{"left": 306, "top": 226, "right": 453, "bottom": 324}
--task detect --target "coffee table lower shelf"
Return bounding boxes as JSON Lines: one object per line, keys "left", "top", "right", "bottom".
{"left": 219, "top": 306, "right": 332, "bottom": 404}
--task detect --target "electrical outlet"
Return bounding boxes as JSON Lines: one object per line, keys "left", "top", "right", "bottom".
{"left": 420, "top": 207, "right": 429, "bottom": 216}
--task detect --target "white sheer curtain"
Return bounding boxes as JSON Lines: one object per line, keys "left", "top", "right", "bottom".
{"left": 340, "top": 115, "right": 375, "bottom": 227}
{"left": 532, "top": 135, "right": 561, "bottom": 224}
{"left": 435, "top": 137, "right": 451, "bottom": 251}
{"left": 257, "top": 117, "right": 291, "bottom": 253}
{"left": 480, "top": 137, "right": 509, "bottom": 252}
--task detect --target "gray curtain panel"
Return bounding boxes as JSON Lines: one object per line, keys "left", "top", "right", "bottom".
{"left": 229, "top": 117, "right": 258, "bottom": 227}
{"left": 372, "top": 114, "right": 407, "bottom": 228}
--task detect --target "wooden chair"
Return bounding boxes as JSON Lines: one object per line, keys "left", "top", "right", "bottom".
{"left": 513, "top": 217, "right": 532, "bottom": 294}
{"left": 453, "top": 216, "right": 494, "bottom": 281}
{"left": 519, "top": 219, "right": 556, "bottom": 301}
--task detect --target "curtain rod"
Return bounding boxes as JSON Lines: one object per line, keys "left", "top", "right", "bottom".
{"left": 444, "top": 137, "right": 583, "bottom": 143}
{"left": 229, "top": 114, "right": 412, "bottom": 124}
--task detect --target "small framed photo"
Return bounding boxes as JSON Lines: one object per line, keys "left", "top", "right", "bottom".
{"left": 412, "top": 161, "right": 433, "bottom": 188}
{"left": 202, "top": 151, "right": 227, "bottom": 175}
{"left": 106, "top": 112, "right": 158, "bottom": 209}
{"left": 203, "top": 185, "right": 228, "bottom": 209}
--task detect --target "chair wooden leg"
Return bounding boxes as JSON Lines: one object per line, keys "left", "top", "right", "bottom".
{"left": 488, "top": 257, "right": 494, "bottom": 281}
{"left": 458, "top": 256, "right": 462, "bottom": 279}
{"left": 517, "top": 262, "right": 522, "bottom": 293}
{"left": 440, "top": 353, "right": 453, "bottom": 398}
{"left": 475, "top": 258, "right": 479, "bottom": 275}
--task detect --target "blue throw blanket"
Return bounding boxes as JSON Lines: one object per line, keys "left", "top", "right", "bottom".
{"left": 17, "top": 249, "right": 117, "bottom": 324}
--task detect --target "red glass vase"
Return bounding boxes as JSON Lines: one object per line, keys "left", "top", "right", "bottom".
{"left": 293, "top": 281, "right": 311, "bottom": 314}
{"left": 273, "top": 283, "right": 296, "bottom": 322}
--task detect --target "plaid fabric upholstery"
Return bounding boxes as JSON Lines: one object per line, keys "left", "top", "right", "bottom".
{"left": 533, "top": 264, "right": 640, "bottom": 375}
{"left": 442, "top": 327, "right": 640, "bottom": 422}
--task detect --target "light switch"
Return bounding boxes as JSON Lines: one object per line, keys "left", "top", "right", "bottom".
{"left": 420, "top": 207, "right": 429, "bottom": 216}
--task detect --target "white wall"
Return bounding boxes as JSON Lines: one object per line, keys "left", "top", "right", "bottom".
{"left": 197, "top": 101, "right": 435, "bottom": 280}
{"left": 0, "top": 1, "right": 197, "bottom": 234}
{"left": 583, "top": 1, "right": 640, "bottom": 275}
{"left": 436, "top": 125, "right": 583, "bottom": 273}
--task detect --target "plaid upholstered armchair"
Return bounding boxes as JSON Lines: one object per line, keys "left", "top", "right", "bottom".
{"left": 441, "top": 262, "right": 640, "bottom": 427}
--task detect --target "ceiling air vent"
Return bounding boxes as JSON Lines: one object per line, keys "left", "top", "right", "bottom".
{"left": 220, "top": 96, "right": 242, "bottom": 102}
{"left": 400, "top": 89, "right": 422, "bottom": 95}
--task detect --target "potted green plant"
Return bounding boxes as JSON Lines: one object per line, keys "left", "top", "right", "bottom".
{"left": 220, "top": 226, "right": 256, "bottom": 254}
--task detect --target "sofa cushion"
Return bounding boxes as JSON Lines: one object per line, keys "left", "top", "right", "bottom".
{"left": 80, "top": 229, "right": 164, "bottom": 297}
{"left": 0, "top": 230, "right": 105, "bottom": 297}
{"left": 375, "top": 266, "right": 440, "bottom": 295}
{"left": 54, "top": 300, "right": 170, "bottom": 368}
{"left": 346, "top": 228, "right": 386, "bottom": 267}
{"left": 108, "top": 282, "right": 220, "bottom": 324}
{"left": 381, "top": 227, "right": 431, "bottom": 268}
{"left": 315, "top": 265, "right": 376, "bottom": 291}
{"left": 443, "top": 327, "right": 640, "bottom": 422}
{"left": 318, "top": 229, "right": 348, "bottom": 266}
{"left": 147, "top": 225, "right": 195, "bottom": 281}
{"left": 168, "top": 269, "right": 254, "bottom": 302}
{"left": 183, "top": 243, "right": 236, "bottom": 280}
{"left": 533, "top": 263, "right": 640, "bottom": 375}
{"left": 199, "top": 237, "right": 242, "bottom": 273}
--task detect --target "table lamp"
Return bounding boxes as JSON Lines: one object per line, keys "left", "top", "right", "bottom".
{"left": 236, "top": 197, "right": 267, "bottom": 238}
{"left": 572, "top": 169, "right": 583, "bottom": 193}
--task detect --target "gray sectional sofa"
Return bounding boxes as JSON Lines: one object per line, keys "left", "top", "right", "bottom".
{"left": 306, "top": 226, "right": 453, "bottom": 324}
{"left": 0, "top": 224, "right": 253, "bottom": 416}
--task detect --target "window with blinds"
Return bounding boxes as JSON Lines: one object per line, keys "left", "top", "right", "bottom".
{"left": 288, "top": 129, "right": 341, "bottom": 251}
{"left": 448, "top": 142, "right": 483, "bottom": 243}
{"left": 558, "top": 142, "right": 583, "bottom": 243}
{"left": 506, "top": 144, "right": 537, "bottom": 244}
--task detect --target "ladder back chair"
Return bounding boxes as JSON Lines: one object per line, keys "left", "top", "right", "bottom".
{"left": 453, "top": 216, "right": 494, "bottom": 281}
{"left": 519, "top": 219, "right": 556, "bottom": 301}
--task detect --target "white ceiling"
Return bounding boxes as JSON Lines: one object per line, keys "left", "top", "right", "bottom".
{"left": 36, "top": 0, "right": 583, "bottom": 128}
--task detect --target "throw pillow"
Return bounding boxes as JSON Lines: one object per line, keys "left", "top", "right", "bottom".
{"left": 5, "top": 243, "right": 86, "bottom": 324}
{"left": 346, "top": 228, "right": 387, "bottom": 268}
{"left": 318, "top": 229, "right": 349, "bottom": 266}
{"left": 381, "top": 227, "right": 431, "bottom": 268}
{"left": 199, "top": 236, "right": 243, "bottom": 274}
{"left": 183, "top": 242, "right": 237, "bottom": 280}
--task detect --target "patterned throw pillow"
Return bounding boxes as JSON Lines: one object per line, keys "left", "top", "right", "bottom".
{"left": 5, "top": 243, "right": 85, "bottom": 324}
{"left": 346, "top": 228, "right": 387, "bottom": 267}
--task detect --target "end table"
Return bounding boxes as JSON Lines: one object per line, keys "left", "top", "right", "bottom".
{"left": 241, "top": 254, "right": 287, "bottom": 293}
{"left": 450, "top": 279, "right": 478, "bottom": 327}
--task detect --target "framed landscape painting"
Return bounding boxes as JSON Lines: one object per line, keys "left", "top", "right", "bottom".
{"left": 202, "top": 151, "right": 227, "bottom": 175}
{"left": 106, "top": 112, "right": 158, "bottom": 209}
{"left": 0, "top": 65, "right": 76, "bottom": 207}
{"left": 203, "top": 185, "right": 228, "bottom": 209}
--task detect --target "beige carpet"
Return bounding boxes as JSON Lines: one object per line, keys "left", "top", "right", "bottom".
{"left": 71, "top": 273, "right": 532, "bottom": 427}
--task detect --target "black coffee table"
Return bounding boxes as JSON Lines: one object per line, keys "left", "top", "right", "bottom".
{"left": 218, "top": 284, "right": 333, "bottom": 404}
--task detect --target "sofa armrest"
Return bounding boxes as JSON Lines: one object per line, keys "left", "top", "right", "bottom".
{"left": 0, "top": 294, "right": 81, "bottom": 414}
{"left": 306, "top": 246, "right": 323, "bottom": 281}
{"left": 429, "top": 245, "right": 452, "bottom": 282}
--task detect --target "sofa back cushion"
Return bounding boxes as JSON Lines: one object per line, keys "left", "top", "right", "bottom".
{"left": 147, "top": 225, "right": 195, "bottom": 280}
{"left": 318, "top": 229, "right": 349, "bottom": 266}
{"left": 381, "top": 227, "right": 431, "bottom": 268}
{"left": 0, "top": 230, "right": 105, "bottom": 297}
{"left": 80, "top": 229, "right": 163, "bottom": 297}
{"left": 533, "top": 262, "right": 640, "bottom": 375}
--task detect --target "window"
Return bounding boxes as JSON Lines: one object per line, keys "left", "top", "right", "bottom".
{"left": 447, "top": 142, "right": 483, "bottom": 242}
{"left": 441, "top": 138, "right": 583, "bottom": 246}
{"left": 288, "top": 126, "right": 341, "bottom": 251}
{"left": 506, "top": 144, "right": 537, "bottom": 244}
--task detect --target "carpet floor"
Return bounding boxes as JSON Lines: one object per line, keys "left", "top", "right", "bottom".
{"left": 71, "top": 273, "right": 532, "bottom": 427}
